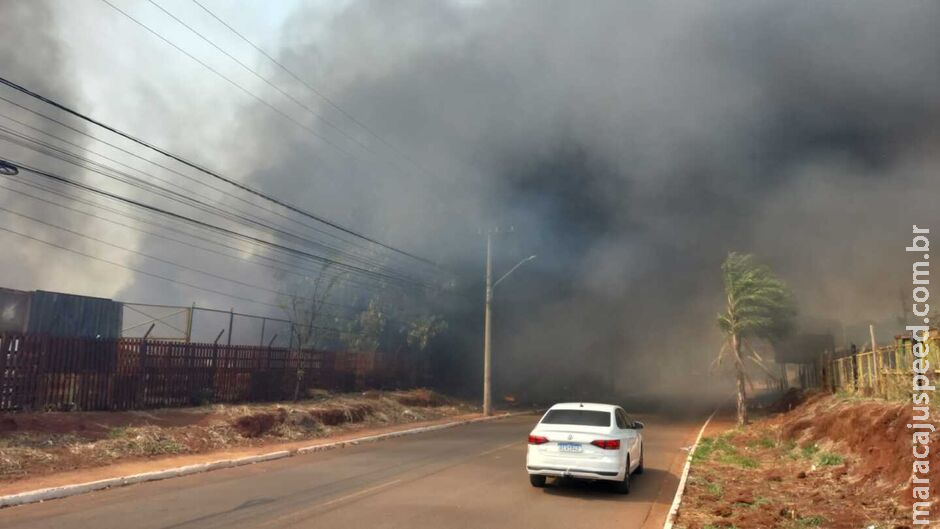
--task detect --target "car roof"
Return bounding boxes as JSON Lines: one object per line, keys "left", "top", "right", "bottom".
{"left": 548, "top": 402, "right": 619, "bottom": 412}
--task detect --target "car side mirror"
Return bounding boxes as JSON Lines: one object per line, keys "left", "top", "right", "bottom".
{"left": 632, "top": 421, "right": 644, "bottom": 430}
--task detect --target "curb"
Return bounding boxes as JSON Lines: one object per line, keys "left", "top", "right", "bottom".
{"left": 662, "top": 408, "right": 718, "bottom": 529}
{"left": 0, "top": 411, "right": 531, "bottom": 509}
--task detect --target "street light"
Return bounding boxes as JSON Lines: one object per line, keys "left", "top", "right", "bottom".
{"left": 483, "top": 229, "right": 536, "bottom": 416}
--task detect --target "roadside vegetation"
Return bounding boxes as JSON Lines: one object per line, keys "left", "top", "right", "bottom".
{"left": 674, "top": 390, "right": 937, "bottom": 529}
{"left": 0, "top": 389, "right": 472, "bottom": 482}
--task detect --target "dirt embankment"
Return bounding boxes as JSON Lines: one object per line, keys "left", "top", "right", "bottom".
{"left": 0, "top": 389, "right": 473, "bottom": 483}
{"left": 675, "top": 390, "right": 938, "bottom": 529}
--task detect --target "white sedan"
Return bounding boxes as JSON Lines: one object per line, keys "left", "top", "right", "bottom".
{"left": 525, "top": 402, "right": 644, "bottom": 493}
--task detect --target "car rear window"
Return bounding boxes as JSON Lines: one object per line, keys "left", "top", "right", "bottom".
{"left": 540, "top": 409, "right": 611, "bottom": 427}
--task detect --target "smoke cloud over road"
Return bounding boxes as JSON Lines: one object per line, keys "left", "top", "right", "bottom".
{"left": 1, "top": 1, "right": 938, "bottom": 401}
{"left": 240, "top": 0, "right": 939, "bottom": 399}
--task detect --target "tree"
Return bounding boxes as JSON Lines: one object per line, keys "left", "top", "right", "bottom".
{"left": 716, "top": 252, "right": 796, "bottom": 425}
{"left": 278, "top": 264, "right": 347, "bottom": 400}
{"left": 340, "top": 298, "right": 387, "bottom": 354}
{"left": 279, "top": 264, "right": 347, "bottom": 349}
{"left": 405, "top": 315, "right": 448, "bottom": 352}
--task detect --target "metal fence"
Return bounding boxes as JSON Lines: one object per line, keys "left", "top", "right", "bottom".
{"left": 0, "top": 333, "right": 426, "bottom": 412}
{"left": 819, "top": 332, "right": 939, "bottom": 399}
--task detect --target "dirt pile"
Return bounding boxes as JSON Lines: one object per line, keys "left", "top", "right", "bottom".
{"left": 231, "top": 402, "right": 379, "bottom": 437}
{"left": 675, "top": 392, "right": 937, "bottom": 529}
{"left": 0, "top": 389, "right": 475, "bottom": 482}
{"left": 775, "top": 393, "right": 938, "bottom": 499}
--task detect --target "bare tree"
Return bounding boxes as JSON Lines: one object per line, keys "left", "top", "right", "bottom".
{"left": 278, "top": 264, "right": 347, "bottom": 400}
{"left": 280, "top": 264, "right": 347, "bottom": 349}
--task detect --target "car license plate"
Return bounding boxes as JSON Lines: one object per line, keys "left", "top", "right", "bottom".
{"left": 558, "top": 442, "right": 582, "bottom": 453}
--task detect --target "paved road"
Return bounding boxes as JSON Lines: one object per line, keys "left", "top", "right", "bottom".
{"left": 0, "top": 413, "right": 705, "bottom": 529}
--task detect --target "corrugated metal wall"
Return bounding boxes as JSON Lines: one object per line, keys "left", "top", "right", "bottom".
{"left": 26, "top": 290, "right": 122, "bottom": 339}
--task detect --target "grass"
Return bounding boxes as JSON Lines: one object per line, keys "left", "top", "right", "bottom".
{"left": 706, "top": 479, "right": 724, "bottom": 499}
{"left": 797, "top": 515, "right": 826, "bottom": 527}
{"left": 747, "top": 436, "right": 776, "bottom": 449}
{"left": 800, "top": 443, "right": 819, "bottom": 459}
{"left": 717, "top": 452, "right": 760, "bottom": 469}
{"left": 733, "top": 497, "right": 771, "bottom": 510}
{"left": 817, "top": 452, "right": 844, "bottom": 466}
{"left": 107, "top": 427, "right": 127, "bottom": 439}
{"left": 692, "top": 437, "right": 716, "bottom": 463}
{"left": 694, "top": 432, "right": 759, "bottom": 469}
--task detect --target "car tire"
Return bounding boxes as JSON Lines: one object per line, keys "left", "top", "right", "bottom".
{"left": 529, "top": 474, "right": 547, "bottom": 488}
{"left": 635, "top": 445, "right": 644, "bottom": 475}
{"left": 615, "top": 457, "right": 631, "bottom": 494}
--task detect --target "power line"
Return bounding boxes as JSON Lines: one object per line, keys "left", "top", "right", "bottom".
{"left": 0, "top": 221, "right": 285, "bottom": 312}
{"left": 0, "top": 177, "right": 425, "bottom": 298}
{"left": 0, "top": 203, "right": 368, "bottom": 312}
{"left": 0, "top": 74, "right": 444, "bottom": 270}
{"left": 147, "top": 0, "right": 376, "bottom": 156}
{"left": 0, "top": 96, "right": 426, "bottom": 271}
{"left": 99, "top": 0, "right": 355, "bottom": 161}
{"left": 1, "top": 158, "right": 445, "bottom": 291}
{"left": 0, "top": 121, "right": 413, "bottom": 275}
{"left": 0, "top": 203, "right": 423, "bottom": 327}
{"left": 190, "top": 0, "right": 438, "bottom": 180}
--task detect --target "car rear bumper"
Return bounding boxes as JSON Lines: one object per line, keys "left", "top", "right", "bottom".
{"left": 525, "top": 465, "right": 623, "bottom": 481}
{"left": 526, "top": 448, "right": 625, "bottom": 481}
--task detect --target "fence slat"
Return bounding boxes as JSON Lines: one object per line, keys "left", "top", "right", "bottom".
{"left": 0, "top": 333, "right": 416, "bottom": 412}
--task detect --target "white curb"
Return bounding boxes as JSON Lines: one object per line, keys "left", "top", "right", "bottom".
{"left": 0, "top": 411, "right": 530, "bottom": 509}
{"left": 662, "top": 409, "right": 718, "bottom": 529}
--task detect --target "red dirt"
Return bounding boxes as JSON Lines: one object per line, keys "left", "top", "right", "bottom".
{"left": 675, "top": 392, "right": 937, "bottom": 529}
{"left": 776, "top": 395, "right": 938, "bottom": 506}
{"left": 0, "top": 409, "right": 212, "bottom": 440}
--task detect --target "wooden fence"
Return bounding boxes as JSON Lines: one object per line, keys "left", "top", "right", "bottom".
{"left": 0, "top": 333, "right": 422, "bottom": 412}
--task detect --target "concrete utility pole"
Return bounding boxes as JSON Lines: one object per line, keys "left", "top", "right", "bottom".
{"left": 482, "top": 227, "right": 536, "bottom": 416}
{"left": 483, "top": 231, "right": 494, "bottom": 416}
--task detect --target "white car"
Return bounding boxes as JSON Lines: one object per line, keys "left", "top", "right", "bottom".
{"left": 525, "top": 402, "right": 644, "bottom": 493}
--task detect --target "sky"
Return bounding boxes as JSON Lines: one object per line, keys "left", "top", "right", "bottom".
{"left": 0, "top": 0, "right": 938, "bottom": 398}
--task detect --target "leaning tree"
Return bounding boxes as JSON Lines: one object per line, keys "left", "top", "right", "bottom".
{"left": 716, "top": 252, "right": 796, "bottom": 425}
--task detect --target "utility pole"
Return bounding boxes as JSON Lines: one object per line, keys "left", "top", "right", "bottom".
{"left": 483, "top": 231, "right": 494, "bottom": 416}
{"left": 481, "top": 227, "right": 536, "bottom": 417}
{"left": 869, "top": 323, "right": 880, "bottom": 396}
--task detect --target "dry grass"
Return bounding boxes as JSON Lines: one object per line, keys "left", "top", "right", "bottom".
{"left": 0, "top": 389, "right": 474, "bottom": 481}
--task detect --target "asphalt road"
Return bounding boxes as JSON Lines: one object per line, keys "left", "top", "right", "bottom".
{"left": 0, "top": 413, "right": 705, "bottom": 529}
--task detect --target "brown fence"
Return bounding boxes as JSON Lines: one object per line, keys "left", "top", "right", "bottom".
{"left": 0, "top": 333, "right": 422, "bottom": 412}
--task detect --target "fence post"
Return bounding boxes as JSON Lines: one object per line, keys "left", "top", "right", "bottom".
{"left": 185, "top": 303, "right": 195, "bottom": 343}
{"left": 227, "top": 309, "right": 234, "bottom": 346}
{"left": 212, "top": 328, "right": 224, "bottom": 399}
{"left": 869, "top": 324, "right": 881, "bottom": 397}
{"left": 137, "top": 324, "right": 154, "bottom": 409}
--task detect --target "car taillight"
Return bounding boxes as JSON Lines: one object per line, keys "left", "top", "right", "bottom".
{"left": 591, "top": 439, "right": 621, "bottom": 450}
{"left": 528, "top": 435, "right": 549, "bottom": 445}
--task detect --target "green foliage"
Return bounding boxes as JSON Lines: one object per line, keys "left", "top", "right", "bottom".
{"left": 755, "top": 436, "right": 776, "bottom": 449}
{"left": 817, "top": 452, "right": 844, "bottom": 466}
{"left": 800, "top": 443, "right": 819, "bottom": 459}
{"left": 340, "top": 299, "right": 386, "bottom": 354}
{"left": 693, "top": 437, "right": 716, "bottom": 463}
{"left": 107, "top": 427, "right": 127, "bottom": 439}
{"left": 796, "top": 515, "right": 825, "bottom": 527}
{"left": 717, "top": 252, "right": 796, "bottom": 341}
{"left": 405, "top": 315, "right": 448, "bottom": 351}
{"left": 717, "top": 452, "right": 759, "bottom": 469}
{"left": 705, "top": 479, "right": 724, "bottom": 498}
